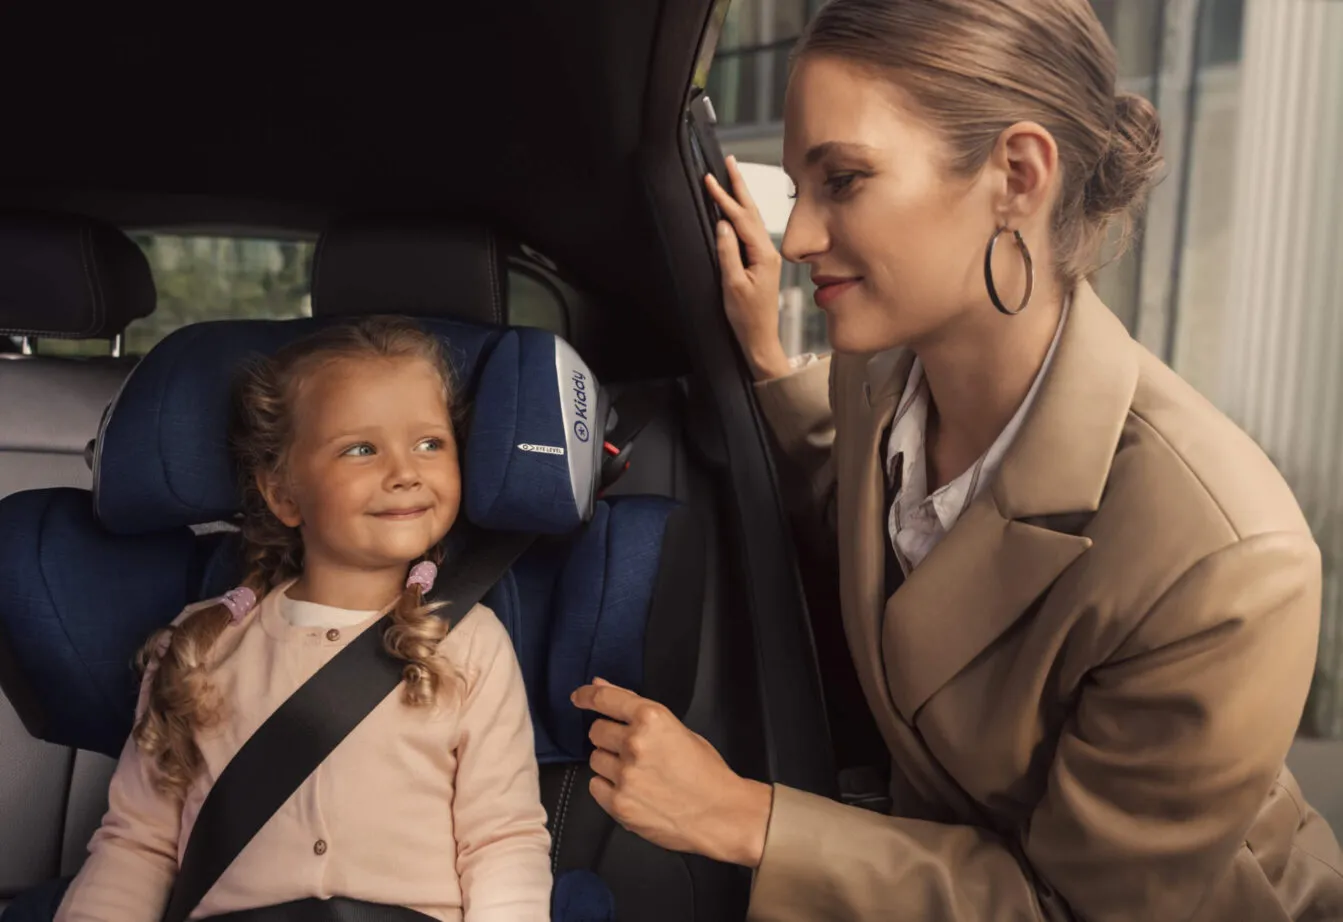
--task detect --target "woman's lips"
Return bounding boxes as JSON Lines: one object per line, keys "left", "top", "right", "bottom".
{"left": 812, "top": 276, "right": 861, "bottom": 309}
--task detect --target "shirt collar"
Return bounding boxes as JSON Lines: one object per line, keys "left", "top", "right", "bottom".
{"left": 885, "top": 293, "right": 1073, "bottom": 527}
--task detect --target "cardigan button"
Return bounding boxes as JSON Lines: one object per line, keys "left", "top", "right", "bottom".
{"left": 314, "top": 839, "right": 328, "bottom": 856}
{"left": 325, "top": 629, "right": 340, "bottom": 642}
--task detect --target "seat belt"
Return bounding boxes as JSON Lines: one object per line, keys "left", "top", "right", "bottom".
{"left": 161, "top": 528, "right": 537, "bottom": 922}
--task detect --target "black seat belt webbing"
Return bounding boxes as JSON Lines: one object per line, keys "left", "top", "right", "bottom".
{"left": 161, "top": 529, "right": 537, "bottom": 922}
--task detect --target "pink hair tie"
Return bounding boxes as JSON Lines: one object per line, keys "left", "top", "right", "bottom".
{"left": 406, "top": 561, "right": 438, "bottom": 595}
{"left": 220, "top": 587, "right": 258, "bottom": 624}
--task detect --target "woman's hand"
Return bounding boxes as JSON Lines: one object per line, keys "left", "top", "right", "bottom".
{"left": 705, "top": 157, "right": 792, "bottom": 382}
{"left": 570, "top": 678, "right": 773, "bottom": 867}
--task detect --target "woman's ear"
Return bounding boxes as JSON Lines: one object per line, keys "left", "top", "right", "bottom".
{"left": 256, "top": 470, "right": 302, "bottom": 528}
{"left": 991, "top": 121, "right": 1060, "bottom": 227}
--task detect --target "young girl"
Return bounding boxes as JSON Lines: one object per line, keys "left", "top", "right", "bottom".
{"left": 56, "top": 316, "right": 553, "bottom": 922}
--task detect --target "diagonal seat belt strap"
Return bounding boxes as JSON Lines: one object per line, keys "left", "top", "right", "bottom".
{"left": 162, "top": 528, "right": 537, "bottom": 922}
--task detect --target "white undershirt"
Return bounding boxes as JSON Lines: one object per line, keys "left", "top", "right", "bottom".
{"left": 884, "top": 296, "right": 1070, "bottom": 574}
{"left": 280, "top": 589, "right": 380, "bottom": 629}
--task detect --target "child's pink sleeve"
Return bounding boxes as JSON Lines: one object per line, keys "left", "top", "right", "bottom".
{"left": 55, "top": 665, "right": 183, "bottom": 922}
{"left": 451, "top": 606, "right": 554, "bottom": 922}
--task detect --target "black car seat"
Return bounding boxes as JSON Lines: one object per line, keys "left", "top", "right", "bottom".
{"left": 0, "top": 213, "right": 151, "bottom": 915}
{"left": 0, "top": 219, "right": 758, "bottom": 921}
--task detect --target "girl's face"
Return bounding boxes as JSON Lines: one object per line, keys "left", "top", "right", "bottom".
{"left": 260, "top": 354, "right": 461, "bottom": 579}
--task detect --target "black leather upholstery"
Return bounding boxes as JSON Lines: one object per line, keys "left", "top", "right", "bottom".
{"left": 0, "top": 212, "right": 155, "bottom": 339}
{"left": 312, "top": 218, "right": 507, "bottom": 325}
{"left": 310, "top": 216, "right": 596, "bottom": 355}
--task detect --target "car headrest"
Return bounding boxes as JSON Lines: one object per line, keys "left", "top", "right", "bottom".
{"left": 93, "top": 317, "right": 606, "bottom": 536}
{"left": 312, "top": 217, "right": 506, "bottom": 326}
{"left": 0, "top": 212, "right": 156, "bottom": 339}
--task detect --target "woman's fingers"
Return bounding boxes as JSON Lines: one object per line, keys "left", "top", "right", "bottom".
{"left": 571, "top": 681, "right": 771, "bottom": 866}
{"left": 705, "top": 169, "right": 778, "bottom": 271}
{"left": 704, "top": 171, "right": 745, "bottom": 221}
{"left": 589, "top": 746, "right": 622, "bottom": 785}
{"left": 716, "top": 221, "right": 749, "bottom": 290}
{"left": 571, "top": 679, "right": 645, "bottom": 723}
{"left": 725, "top": 155, "right": 765, "bottom": 225}
{"left": 589, "top": 717, "right": 629, "bottom": 754}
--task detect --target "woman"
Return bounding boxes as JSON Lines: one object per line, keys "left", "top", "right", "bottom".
{"left": 572, "top": 1, "right": 1343, "bottom": 919}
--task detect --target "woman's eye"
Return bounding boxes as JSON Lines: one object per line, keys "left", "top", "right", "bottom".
{"left": 341, "top": 443, "right": 375, "bottom": 457}
{"left": 825, "top": 173, "right": 860, "bottom": 196}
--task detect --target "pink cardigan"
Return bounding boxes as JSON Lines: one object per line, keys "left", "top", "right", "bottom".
{"left": 56, "top": 585, "right": 553, "bottom": 922}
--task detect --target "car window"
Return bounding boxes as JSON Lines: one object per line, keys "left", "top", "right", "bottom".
{"left": 27, "top": 233, "right": 315, "bottom": 357}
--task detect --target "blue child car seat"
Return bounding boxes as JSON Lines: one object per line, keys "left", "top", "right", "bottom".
{"left": 0, "top": 311, "right": 703, "bottom": 922}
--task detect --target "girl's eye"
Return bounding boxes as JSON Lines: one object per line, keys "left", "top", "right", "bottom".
{"left": 415, "top": 438, "right": 443, "bottom": 452}
{"left": 341, "top": 443, "right": 375, "bottom": 457}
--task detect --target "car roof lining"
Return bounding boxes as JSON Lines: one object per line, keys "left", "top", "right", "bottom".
{"left": 0, "top": 5, "right": 711, "bottom": 378}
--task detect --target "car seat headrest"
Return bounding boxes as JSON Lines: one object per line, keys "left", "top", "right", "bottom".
{"left": 93, "top": 317, "right": 605, "bottom": 536}
{"left": 0, "top": 211, "right": 156, "bottom": 339}
{"left": 312, "top": 217, "right": 506, "bottom": 327}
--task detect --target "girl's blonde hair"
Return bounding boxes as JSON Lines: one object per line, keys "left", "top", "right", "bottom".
{"left": 133, "top": 315, "right": 467, "bottom": 796}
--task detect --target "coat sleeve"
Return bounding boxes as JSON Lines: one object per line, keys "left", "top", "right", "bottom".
{"left": 753, "top": 353, "right": 838, "bottom": 540}
{"left": 746, "top": 532, "right": 1324, "bottom": 922}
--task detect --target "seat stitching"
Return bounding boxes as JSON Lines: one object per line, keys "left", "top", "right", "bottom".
{"left": 36, "top": 497, "right": 113, "bottom": 731}
{"left": 551, "top": 763, "right": 577, "bottom": 875}
{"left": 79, "top": 225, "right": 104, "bottom": 338}
{"left": 488, "top": 232, "right": 502, "bottom": 324}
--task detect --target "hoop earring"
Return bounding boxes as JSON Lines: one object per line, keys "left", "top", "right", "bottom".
{"left": 984, "top": 227, "right": 1034, "bottom": 316}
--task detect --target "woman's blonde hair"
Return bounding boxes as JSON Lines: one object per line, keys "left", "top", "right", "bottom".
{"left": 795, "top": 0, "right": 1164, "bottom": 283}
{"left": 133, "top": 315, "right": 467, "bottom": 796}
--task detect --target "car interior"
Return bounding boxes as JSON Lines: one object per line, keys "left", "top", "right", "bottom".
{"left": 0, "top": 9, "right": 844, "bottom": 921}
{"left": 0, "top": 7, "right": 1339, "bottom": 922}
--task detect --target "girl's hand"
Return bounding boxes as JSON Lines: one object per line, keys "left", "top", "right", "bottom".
{"left": 705, "top": 157, "right": 792, "bottom": 382}
{"left": 570, "top": 678, "right": 773, "bottom": 867}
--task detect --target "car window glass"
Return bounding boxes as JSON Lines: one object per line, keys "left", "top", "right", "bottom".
{"left": 26, "top": 234, "right": 315, "bottom": 357}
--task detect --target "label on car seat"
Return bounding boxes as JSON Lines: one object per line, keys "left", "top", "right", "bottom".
{"left": 518, "top": 443, "right": 566, "bottom": 455}
{"left": 553, "top": 338, "right": 601, "bottom": 522}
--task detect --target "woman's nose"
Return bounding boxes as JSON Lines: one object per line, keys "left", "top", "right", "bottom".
{"left": 781, "top": 195, "right": 828, "bottom": 264}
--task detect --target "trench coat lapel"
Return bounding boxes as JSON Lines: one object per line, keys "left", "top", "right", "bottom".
{"left": 863, "top": 283, "right": 1140, "bottom": 722}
